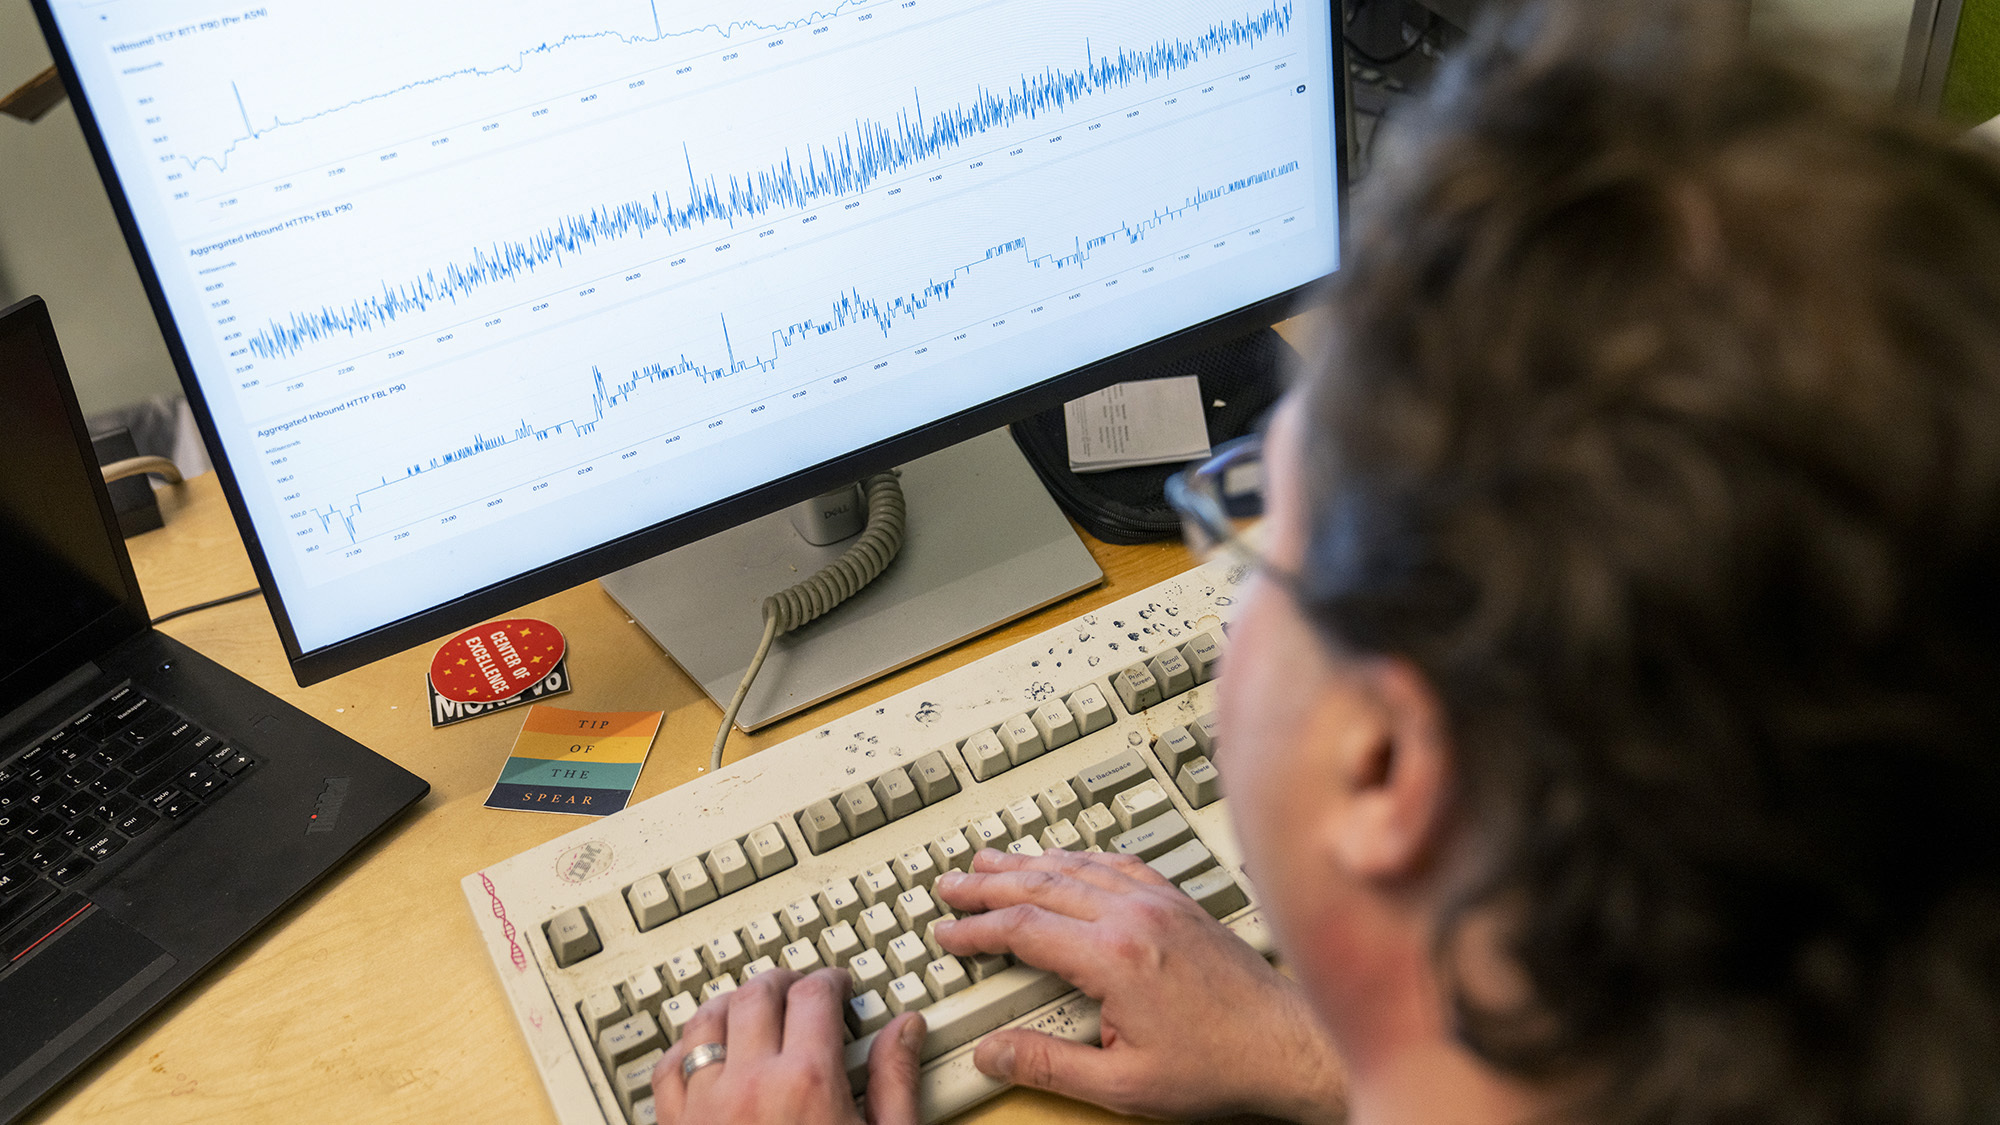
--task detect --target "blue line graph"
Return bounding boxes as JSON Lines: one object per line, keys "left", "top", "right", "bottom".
{"left": 189, "top": 0, "right": 879, "bottom": 173}
{"left": 304, "top": 160, "right": 1299, "bottom": 542}
{"left": 244, "top": 2, "right": 1293, "bottom": 361}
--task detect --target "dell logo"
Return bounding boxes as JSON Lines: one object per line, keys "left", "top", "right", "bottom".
{"left": 307, "top": 777, "right": 351, "bottom": 834}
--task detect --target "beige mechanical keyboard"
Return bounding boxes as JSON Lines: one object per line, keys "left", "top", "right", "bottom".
{"left": 463, "top": 559, "right": 1269, "bottom": 1124}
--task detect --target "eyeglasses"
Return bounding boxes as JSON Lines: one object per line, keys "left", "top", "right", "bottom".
{"left": 1165, "top": 433, "right": 1271, "bottom": 568}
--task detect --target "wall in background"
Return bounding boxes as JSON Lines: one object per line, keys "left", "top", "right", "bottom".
{"left": 1, "top": 0, "right": 183, "bottom": 418}
{"left": 1756, "top": 0, "right": 1916, "bottom": 92}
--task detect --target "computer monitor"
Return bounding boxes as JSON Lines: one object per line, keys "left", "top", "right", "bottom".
{"left": 1902, "top": 0, "right": 1999, "bottom": 126}
{"left": 32, "top": 0, "right": 1346, "bottom": 686}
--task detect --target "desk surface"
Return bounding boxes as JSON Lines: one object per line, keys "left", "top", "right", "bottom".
{"left": 29, "top": 468, "right": 1197, "bottom": 1125}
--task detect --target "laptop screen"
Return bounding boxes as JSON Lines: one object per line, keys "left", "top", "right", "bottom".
{"left": 0, "top": 298, "right": 149, "bottom": 719}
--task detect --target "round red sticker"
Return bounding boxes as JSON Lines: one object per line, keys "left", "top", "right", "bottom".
{"left": 428, "top": 618, "right": 565, "bottom": 704}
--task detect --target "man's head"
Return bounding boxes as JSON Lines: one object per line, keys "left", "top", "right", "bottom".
{"left": 1226, "top": 4, "right": 2000, "bottom": 1122}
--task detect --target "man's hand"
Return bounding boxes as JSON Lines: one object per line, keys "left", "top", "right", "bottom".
{"left": 934, "top": 848, "right": 1345, "bottom": 1124}
{"left": 651, "top": 967, "right": 925, "bottom": 1125}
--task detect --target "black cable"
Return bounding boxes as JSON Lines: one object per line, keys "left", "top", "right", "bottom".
{"left": 150, "top": 587, "right": 262, "bottom": 626}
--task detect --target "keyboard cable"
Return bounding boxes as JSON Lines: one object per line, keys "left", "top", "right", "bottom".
{"left": 151, "top": 587, "right": 263, "bottom": 626}
{"left": 710, "top": 470, "right": 906, "bottom": 772}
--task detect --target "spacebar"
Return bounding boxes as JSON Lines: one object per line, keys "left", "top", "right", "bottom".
{"left": 844, "top": 964, "right": 1074, "bottom": 1092}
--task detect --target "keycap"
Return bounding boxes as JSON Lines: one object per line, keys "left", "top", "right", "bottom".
{"left": 741, "top": 914, "right": 786, "bottom": 959}
{"left": 1112, "top": 664, "right": 1162, "bottom": 713}
{"left": 887, "top": 931, "right": 930, "bottom": 976}
{"left": 1040, "top": 820, "right": 1083, "bottom": 851}
{"left": 848, "top": 948, "right": 890, "bottom": 995}
{"left": 625, "top": 967, "right": 667, "bottom": 1018}
{"left": 191, "top": 771, "right": 228, "bottom": 800}
{"left": 858, "top": 902, "right": 900, "bottom": 951}
{"left": 1148, "top": 649, "right": 1195, "bottom": 698}
{"left": 701, "top": 932, "right": 748, "bottom": 978}
{"left": 816, "top": 879, "right": 863, "bottom": 926}
{"left": 1148, "top": 838, "right": 1216, "bottom": 885}
{"left": 921, "top": 914, "right": 957, "bottom": 960}
{"left": 928, "top": 830, "right": 974, "bottom": 873}
{"left": 664, "top": 948, "right": 708, "bottom": 994}
{"left": 26, "top": 844, "right": 66, "bottom": 872}
{"left": 995, "top": 714, "right": 1045, "bottom": 766}
{"left": 626, "top": 874, "right": 677, "bottom": 931}
{"left": 1033, "top": 782, "right": 1081, "bottom": 828}
{"left": 49, "top": 857, "right": 93, "bottom": 885}
{"left": 856, "top": 862, "right": 899, "bottom": 906}
{"left": 959, "top": 729, "right": 1009, "bottom": 781}
{"left": 740, "top": 955, "right": 778, "bottom": 981}
{"left": 796, "top": 799, "right": 849, "bottom": 854}
{"left": 614, "top": 1050, "right": 663, "bottom": 1116}
{"left": 220, "top": 751, "right": 253, "bottom": 776}
{"left": 842, "top": 963, "right": 1076, "bottom": 1091}
{"left": 908, "top": 751, "right": 959, "bottom": 803}
{"left": 836, "top": 784, "right": 888, "bottom": 836}
{"left": 742, "top": 823, "right": 795, "bottom": 878}
{"left": 964, "top": 813, "right": 1007, "bottom": 851}
{"left": 1029, "top": 700, "right": 1079, "bottom": 750}
{"left": 662, "top": 993, "right": 698, "bottom": 1043}
{"left": 893, "top": 846, "right": 938, "bottom": 890}
{"left": 81, "top": 832, "right": 123, "bottom": 862}
{"left": 1177, "top": 756, "right": 1223, "bottom": 808}
{"left": 1071, "top": 748, "right": 1153, "bottom": 808}
{"left": 1190, "top": 711, "right": 1222, "bottom": 756}
{"left": 701, "top": 976, "right": 739, "bottom": 1003}
{"left": 1181, "top": 868, "right": 1249, "bottom": 918}
{"left": 817, "top": 921, "right": 862, "bottom": 968}
{"left": 1182, "top": 632, "right": 1224, "bottom": 683}
{"left": 597, "top": 1012, "right": 663, "bottom": 1071}
{"left": 870, "top": 768, "right": 922, "bottom": 821}
{"left": 1006, "top": 836, "right": 1044, "bottom": 857}
{"left": 579, "top": 988, "right": 629, "bottom": 1037}
{"left": 781, "top": 939, "right": 824, "bottom": 973}
{"left": 1111, "top": 780, "right": 1171, "bottom": 830}
{"left": 113, "top": 808, "right": 156, "bottom": 837}
{"left": 886, "top": 972, "right": 930, "bottom": 1014}
{"left": 705, "top": 840, "right": 756, "bottom": 895}
{"left": 964, "top": 952, "right": 1010, "bottom": 983}
{"left": 667, "top": 857, "right": 718, "bottom": 910}
{"left": 1153, "top": 726, "right": 1200, "bottom": 775}
{"left": 892, "top": 885, "right": 939, "bottom": 933}
{"left": 781, "top": 897, "right": 825, "bottom": 941}
{"left": 545, "top": 906, "right": 601, "bottom": 967}
{"left": 1111, "top": 810, "right": 1195, "bottom": 861}
{"left": 1000, "top": 796, "right": 1047, "bottom": 841}
{"left": 848, "top": 989, "right": 891, "bottom": 1036}
{"left": 923, "top": 956, "right": 970, "bottom": 1000}
{"left": 1064, "top": 683, "right": 1114, "bottom": 734}
{"left": 633, "top": 1096, "right": 658, "bottom": 1125}
{"left": 1075, "top": 804, "right": 1118, "bottom": 849}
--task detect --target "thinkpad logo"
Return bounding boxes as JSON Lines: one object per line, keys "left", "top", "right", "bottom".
{"left": 307, "top": 777, "right": 351, "bottom": 834}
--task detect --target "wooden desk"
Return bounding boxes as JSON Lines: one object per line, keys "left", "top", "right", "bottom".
{"left": 29, "top": 469, "right": 1196, "bottom": 1125}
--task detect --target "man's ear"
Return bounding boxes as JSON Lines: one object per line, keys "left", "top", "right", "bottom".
{"left": 1317, "top": 656, "right": 1454, "bottom": 883}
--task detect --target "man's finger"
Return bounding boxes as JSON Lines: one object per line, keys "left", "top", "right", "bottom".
{"left": 936, "top": 862, "right": 1113, "bottom": 922}
{"left": 931, "top": 904, "right": 1105, "bottom": 991}
{"left": 973, "top": 1028, "right": 1130, "bottom": 1110}
{"left": 727, "top": 967, "right": 800, "bottom": 1059}
{"left": 782, "top": 968, "right": 851, "bottom": 1054}
{"left": 969, "top": 846, "right": 1158, "bottom": 894}
{"left": 864, "top": 1012, "right": 927, "bottom": 1125}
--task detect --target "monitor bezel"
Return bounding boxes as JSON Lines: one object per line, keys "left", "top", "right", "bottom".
{"left": 32, "top": 0, "right": 1348, "bottom": 686}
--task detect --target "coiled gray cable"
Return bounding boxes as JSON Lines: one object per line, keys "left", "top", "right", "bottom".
{"left": 710, "top": 470, "right": 907, "bottom": 770}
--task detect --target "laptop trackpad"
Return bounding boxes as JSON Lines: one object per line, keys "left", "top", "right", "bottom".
{"left": 0, "top": 909, "right": 176, "bottom": 1096}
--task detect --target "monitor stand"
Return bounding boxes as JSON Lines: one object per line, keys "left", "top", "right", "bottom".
{"left": 600, "top": 428, "right": 1103, "bottom": 732}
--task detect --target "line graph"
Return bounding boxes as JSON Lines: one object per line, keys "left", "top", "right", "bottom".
{"left": 238, "top": 2, "right": 1293, "bottom": 360}
{"left": 297, "top": 158, "right": 1298, "bottom": 543}
{"left": 183, "top": 0, "right": 879, "bottom": 174}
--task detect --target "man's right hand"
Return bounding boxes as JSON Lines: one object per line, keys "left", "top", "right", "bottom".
{"left": 933, "top": 848, "right": 1345, "bottom": 1124}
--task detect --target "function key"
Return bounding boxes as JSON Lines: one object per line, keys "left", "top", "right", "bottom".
{"left": 994, "top": 714, "right": 1045, "bottom": 766}
{"left": 907, "top": 751, "right": 959, "bottom": 804}
{"left": 741, "top": 823, "right": 794, "bottom": 878}
{"left": 1064, "top": 683, "right": 1114, "bottom": 734}
{"left": 1029, "top": 700, "right": 1078, "bottom": 750}
{"left": 795, "top": 799, "right": 848, "bottom": 855}
{"left": 869, "top": 768, "right": 922, "bottom": 822}
{"left": 835, "top": 783, "right": 887, "bottom": 837}
{"left": 702, "top": 839, "right": 755, "bottom": 895}
{"left": 958, "top": 729, "right": 1010, "bottom": 782}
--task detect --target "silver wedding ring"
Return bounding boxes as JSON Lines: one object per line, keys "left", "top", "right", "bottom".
{"left": 680, "top": 1041, "right": 728, "bottom": 1082}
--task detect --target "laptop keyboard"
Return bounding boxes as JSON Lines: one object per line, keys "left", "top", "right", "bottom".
{"left": 0, "top": 683, "right": 258, "bottom": 952}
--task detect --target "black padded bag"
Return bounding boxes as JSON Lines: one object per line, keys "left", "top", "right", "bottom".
{"left": 1010, "top": 327, "right": 1290, "bottom": 544}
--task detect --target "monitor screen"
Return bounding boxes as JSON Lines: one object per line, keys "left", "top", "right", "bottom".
{"left": 35, "top": 0, "right": 1344, "bottom": 682}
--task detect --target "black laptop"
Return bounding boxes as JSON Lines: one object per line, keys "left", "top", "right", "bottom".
{"left": 0, "top": 295, "right": 430, "bottom": 1122}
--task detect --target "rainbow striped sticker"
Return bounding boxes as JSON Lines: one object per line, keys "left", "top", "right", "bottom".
{"left": 484, "top": 705, "right": 663, "bottom": 817}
